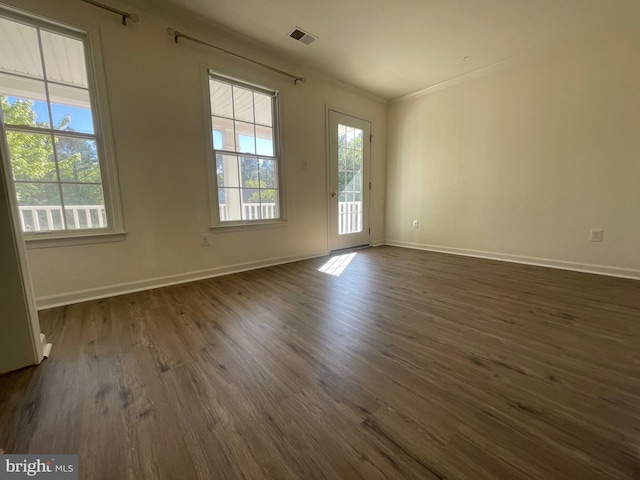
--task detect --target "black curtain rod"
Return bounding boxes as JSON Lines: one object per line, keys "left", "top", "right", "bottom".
{"left": 167, "top": 28, "right": 305, "bottom": 85}
{"left": 80, "top": 0, "right": 139, "bottom": 26}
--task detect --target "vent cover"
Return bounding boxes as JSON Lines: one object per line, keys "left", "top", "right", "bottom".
{"left": 289, "top": 27, "right": 317, "bottom": 45}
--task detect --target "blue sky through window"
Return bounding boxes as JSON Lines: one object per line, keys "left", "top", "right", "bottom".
{"left": 6, "top": 96, "right": 94, "bottom": 133}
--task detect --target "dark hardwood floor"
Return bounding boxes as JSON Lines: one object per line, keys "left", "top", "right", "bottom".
{"left": 1, "top": 246, "right": 639, "bottom": 479}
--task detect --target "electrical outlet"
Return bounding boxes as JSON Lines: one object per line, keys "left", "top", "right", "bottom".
{"left": 590, "top": 229, "right": 604, "bottom": 242}
{"left": 200, "top": 234, "right": 210, "bottom": 247}
{"left": 412, "top": 220, "right": 419, "bottom": 229}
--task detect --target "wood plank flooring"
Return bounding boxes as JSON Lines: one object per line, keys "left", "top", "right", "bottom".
{"left": 1, "top": 246, "right": 639, "bottom": 479}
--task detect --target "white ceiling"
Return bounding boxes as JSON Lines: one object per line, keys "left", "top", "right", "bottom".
{"left": 122, "top": 0, "right": 640, "bottom": 100}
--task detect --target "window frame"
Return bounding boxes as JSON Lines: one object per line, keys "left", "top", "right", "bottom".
{"left": 0, "top": 6, "right": 124, "bottom": 248}
{"left": 206, "top": 70, "right": 286, "bottom": 230}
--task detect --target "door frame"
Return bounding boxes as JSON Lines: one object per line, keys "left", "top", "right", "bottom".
{"left": 325, "top": 106, "right": 372, "bottom": 252}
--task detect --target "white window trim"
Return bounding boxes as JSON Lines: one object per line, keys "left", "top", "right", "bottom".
{"left": 206, "top": 70, "right": 287, "bottom": 230}
{"left": 0, "top": 7, "right": 125, "bottom": 248}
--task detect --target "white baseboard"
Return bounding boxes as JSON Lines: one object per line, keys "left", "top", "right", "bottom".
{"left": 36, "top": 242, "right": 638, "bottom": 310}
{"left": 384, "top": 240, "right": 640, "bottom": 280}
{"left": 36, "top": 250, "right": 330, "bottom": 310}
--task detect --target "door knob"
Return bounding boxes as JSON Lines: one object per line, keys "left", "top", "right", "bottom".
{"left": 331, "top": 192, "right": 338, "bottom": 197}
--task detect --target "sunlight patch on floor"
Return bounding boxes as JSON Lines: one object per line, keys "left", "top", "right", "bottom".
{"left": 318, "top": 252, "right": 357, "bottom": 277}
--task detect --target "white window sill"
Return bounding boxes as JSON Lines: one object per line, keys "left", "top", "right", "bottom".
{"left": 25, "top": 230, "right": 127, "bottom": 249}
{"left": 209, "top": 220, "right": 288, "bottom": 234}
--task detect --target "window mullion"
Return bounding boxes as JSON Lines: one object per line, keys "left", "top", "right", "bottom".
{"left": 257, "top": 157, "right": 263, "bottom": 220}
{"left": 253, "top": 120, "right": 258, "bottom": 216}
{"left": 236, "top": 156, "right": 242, "bottom": 220}
{"left": 36, "top": 27, "right": 68, "bottom": 230}
{"left": 4, "top": 124, "right": 96, "bottom": 140}
{"left": 252, "top": 91, "right": 262, "bottom": 220}
{"left": 36, "top": 28, "right": 54, "bottom": 134}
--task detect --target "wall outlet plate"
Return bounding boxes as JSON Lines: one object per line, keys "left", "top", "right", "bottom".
{"left": 412, "top": 220, "right": 419, "bottom": 229}
{"left": 590, "top": 229, "right": 604, "bottom": 242}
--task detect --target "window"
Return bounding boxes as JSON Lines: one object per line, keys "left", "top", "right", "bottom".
{"left": 0, "top": 10, "right": 122, "bottom": 240}
{"left": 208, "top": 72, "right": 282, "bottom": 224}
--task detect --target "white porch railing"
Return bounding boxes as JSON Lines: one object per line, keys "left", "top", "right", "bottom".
{"left": 20, "top": 202, "right": 362, "bottom": 233}
{"left": 219, "top": 201, "right": 362, "bottom": 234}
{"left": 219, "top": 203, "right": 277, "bottom": 221}
{"left": 19, "top": 205, "right": 106, "bottom": 231}
{"left": 338, "top": 201, "right": 362, "bottom": 234}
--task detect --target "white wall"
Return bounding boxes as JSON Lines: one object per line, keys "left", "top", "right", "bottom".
{"left": 385, "top": 23, "right": 640, "bottom": 278}
{"left": 1, "top": 0, "right": 387, "bottom": 307}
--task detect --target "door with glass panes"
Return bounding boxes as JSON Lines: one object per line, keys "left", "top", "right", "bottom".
{"left": 328, "top": 110, "right": 370, "bottom": 250}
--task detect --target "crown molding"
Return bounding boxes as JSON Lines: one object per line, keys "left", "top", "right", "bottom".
{"left": 391, "top": 54, "right": 523, "bottom": 104}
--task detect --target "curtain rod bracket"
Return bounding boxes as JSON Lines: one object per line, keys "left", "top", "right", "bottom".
{"left": 122, "top": 13, "right": 139, "bottom": 26}
{"left": 167, "top": 26, "right": 304, "bottom": 85}
{"left": 167, "top": 28, "right": 179, "bottom": 44}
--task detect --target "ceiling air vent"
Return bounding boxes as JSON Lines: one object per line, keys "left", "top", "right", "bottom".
{"left": 289, "top": 27, "right": 317, "bottom": 45}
